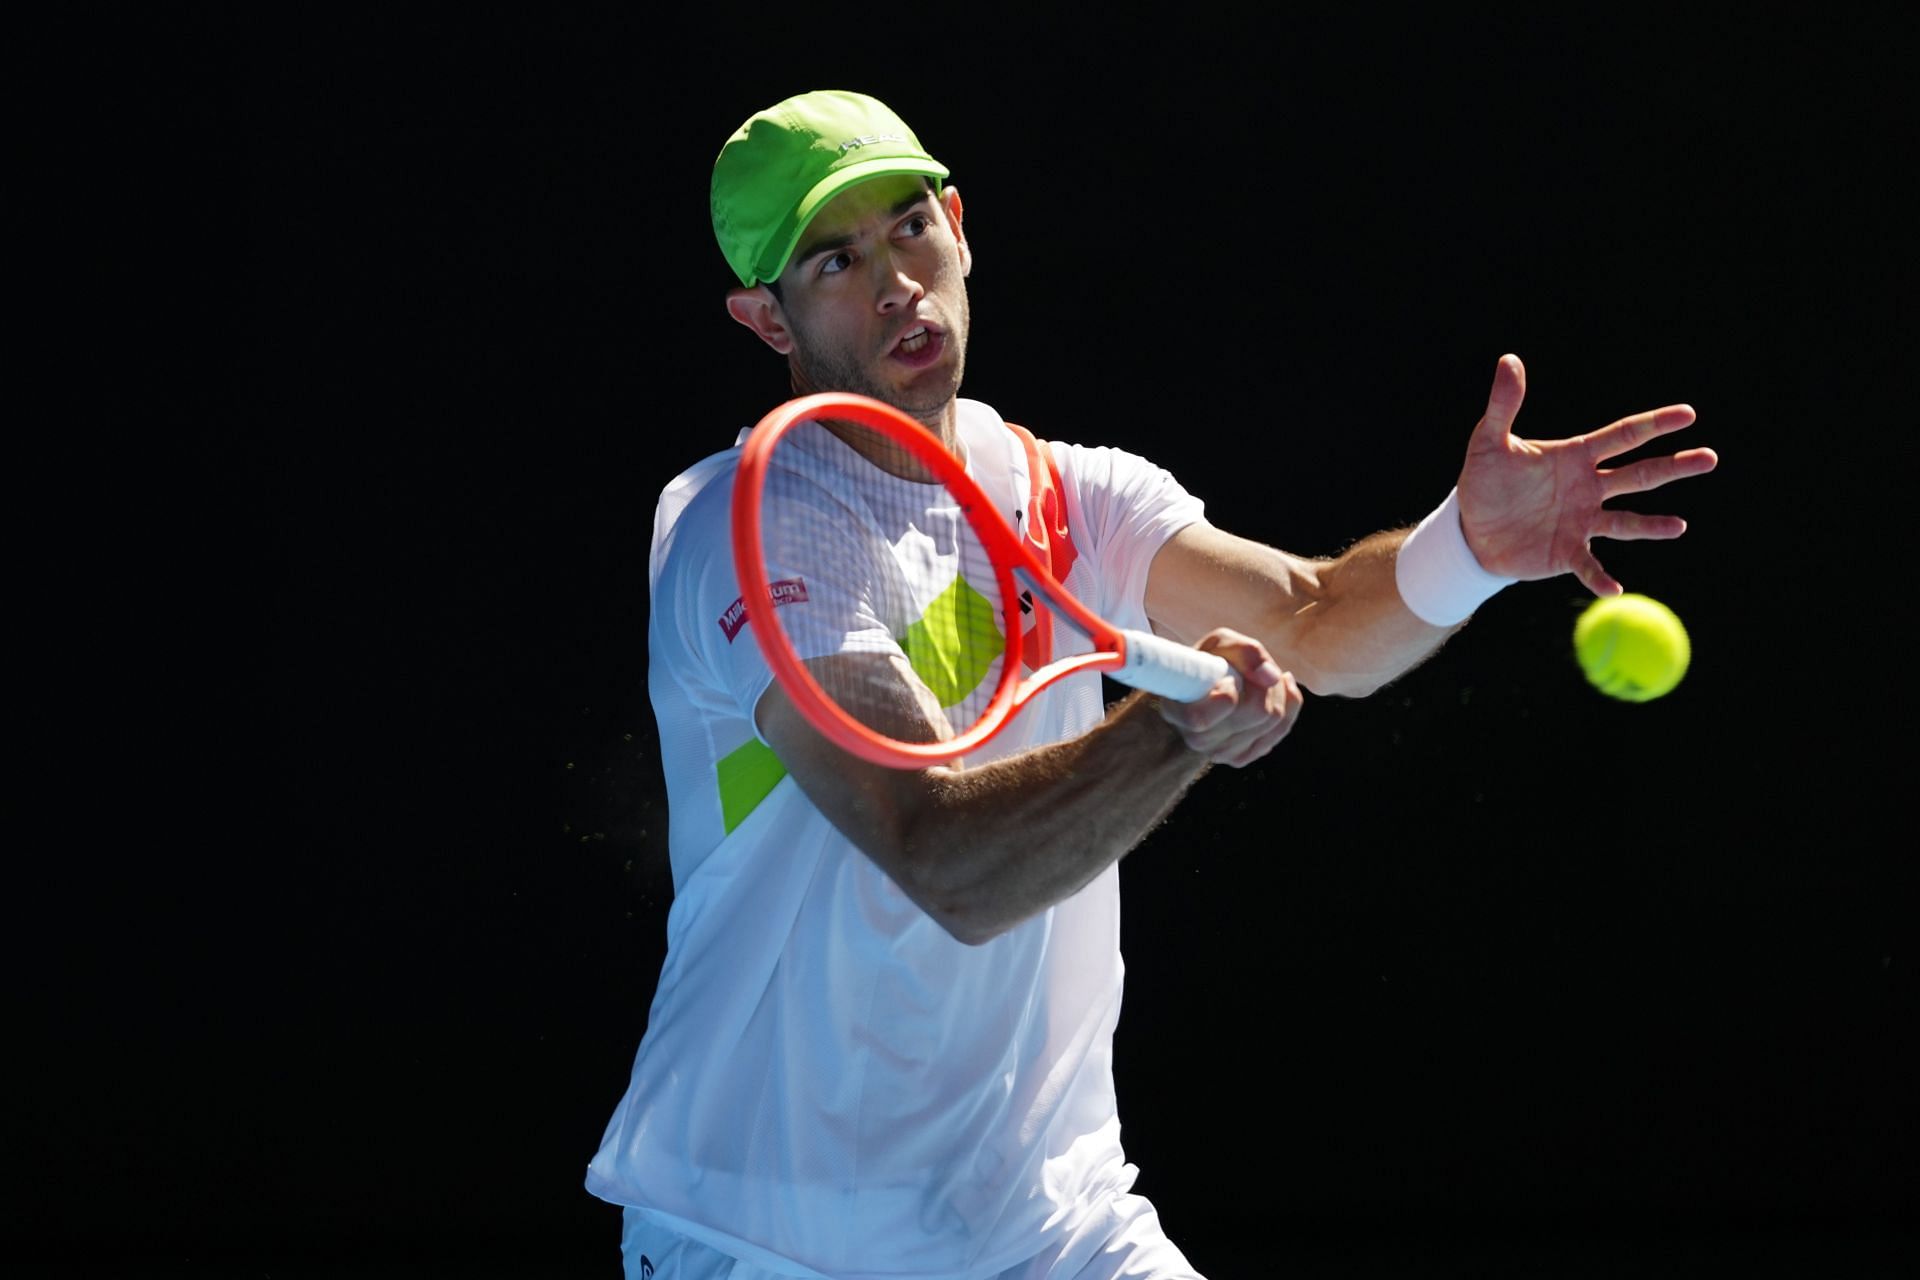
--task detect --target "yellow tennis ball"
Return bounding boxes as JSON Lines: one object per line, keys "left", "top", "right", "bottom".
{"left": 1573, "top": 593, "right": 1691, "bottom": 702}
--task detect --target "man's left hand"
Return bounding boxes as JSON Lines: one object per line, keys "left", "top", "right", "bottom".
{"left": 1457, "top": 354, "right": 1718, "bottom": 596}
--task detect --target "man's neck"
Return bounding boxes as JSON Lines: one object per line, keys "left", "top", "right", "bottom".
{"left": 782, "top": 347, "right": 965, "bottom": 472}
{"left": 816, "top": 397, "right": 963, "bottom": 482}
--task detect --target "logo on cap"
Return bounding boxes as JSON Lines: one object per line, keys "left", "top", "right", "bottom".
{"left": 839, "top": 132, "right": 907, "bottom": 151}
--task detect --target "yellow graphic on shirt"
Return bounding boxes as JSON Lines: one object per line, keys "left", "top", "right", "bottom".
{"left": 897, "top": 573, "right": 1003, "bottom": 709}
{"left": 717, "top": 737, "right": 788, "bottom": 834}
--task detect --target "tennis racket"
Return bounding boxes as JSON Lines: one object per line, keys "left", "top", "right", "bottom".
{"left": 731, "top": 392, "right": 1230, "bottom": 768}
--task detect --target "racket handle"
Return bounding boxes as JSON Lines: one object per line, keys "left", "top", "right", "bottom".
{"left": 1115, "top": 630, "right": 1235, "bottom": 702}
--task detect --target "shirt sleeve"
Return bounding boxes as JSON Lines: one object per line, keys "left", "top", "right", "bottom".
{"left": 1050, "top": 443, "right": 1206, "bottom": 635}
{"left": 666, "top": 464, "right": 899, "bottom": 732}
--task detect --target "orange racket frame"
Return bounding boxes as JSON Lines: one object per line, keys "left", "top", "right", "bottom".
{"left": 732, "top": 392, "right": 1225, "bottom": 768}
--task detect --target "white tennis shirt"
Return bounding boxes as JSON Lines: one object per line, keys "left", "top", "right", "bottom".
{"left": 587, "top": 399, "right": 1205, "bottom": 1279}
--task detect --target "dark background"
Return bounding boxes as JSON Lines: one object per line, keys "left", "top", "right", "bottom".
{"left": 30, "top": 9, "right": 1911, "bottom": 1277}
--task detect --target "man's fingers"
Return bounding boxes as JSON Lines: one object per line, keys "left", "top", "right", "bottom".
{"left": 1158, "top": 628, "right": 1277, "bottom": 739}
{"left": 1157, "top": 654, "right": 1301, "bottom": 765}
{"left": 1592, "top": 508, "right": 1689, "bottom": 542}
{"left": 1221, "top": 675, "right": 1297, "bottom": 767}
{"left": 1600, "top": 446, "right": 1720, "bottom": 498}
{"left": 1571, "top": 544, "right": 1622, "bottom": 598}
{"left": 1195, "top": 627, "right": 1284, "bottom": 687}
{"left": 1586, "top": 404, "right": 1700, "bottom": 461}
{"left": 1471, "top": 353, "right": 1527, "bottom": 446}
{"left": 1203, "top": 671, "right": 1302, "bottom": 768}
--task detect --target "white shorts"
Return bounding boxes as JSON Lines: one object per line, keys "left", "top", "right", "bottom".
{"left": 620, "top": 1196, "right": 1204, "bottom": 1280}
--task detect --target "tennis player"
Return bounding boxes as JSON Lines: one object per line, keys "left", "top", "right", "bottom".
{"left": 586, "top": 90, "right": 1716, "bottom": 1279}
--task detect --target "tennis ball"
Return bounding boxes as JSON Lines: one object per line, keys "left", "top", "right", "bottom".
{"left": 1573, "top": 593, "right": 1691, "bottom": 702}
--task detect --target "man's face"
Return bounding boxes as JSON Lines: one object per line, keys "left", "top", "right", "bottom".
{"left": 771, "top": 175, "right": 971, "bottom": 425}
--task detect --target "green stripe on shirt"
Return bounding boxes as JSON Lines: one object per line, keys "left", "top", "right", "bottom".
{"left": 717, "top": 737, "right": 788, "bottom": 833}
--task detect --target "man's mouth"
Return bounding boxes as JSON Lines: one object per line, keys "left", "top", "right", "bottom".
{"left": 890, "top": 323, "right": 943, "bottom": 368}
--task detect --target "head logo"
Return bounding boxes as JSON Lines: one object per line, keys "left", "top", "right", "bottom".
{"left": 838, "top": 132, "right": 906, "bottom": 152}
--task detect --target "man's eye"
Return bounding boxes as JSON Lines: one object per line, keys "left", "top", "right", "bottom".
{"left": 901, "top": 214, "right": 932, "bottom": 237}
{"left": 820, "top": 251, "right": 853, "bottom": 275}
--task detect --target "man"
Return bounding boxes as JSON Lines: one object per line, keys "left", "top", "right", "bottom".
{"left": 587, "top": 90, "right": 1715, "bottom": 1279}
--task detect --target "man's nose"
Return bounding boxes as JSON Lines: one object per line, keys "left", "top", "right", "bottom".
{"left": 872, "top": 248, "right": 924, "bottom": 313}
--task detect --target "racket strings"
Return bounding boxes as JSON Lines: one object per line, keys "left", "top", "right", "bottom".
{"left": 755, "top": 421, "right": 1014, "bottom": 748}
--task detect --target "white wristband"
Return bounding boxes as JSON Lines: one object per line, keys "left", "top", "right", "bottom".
{"left": 1394, "top": 488, "right": 1514, "bottom": 626}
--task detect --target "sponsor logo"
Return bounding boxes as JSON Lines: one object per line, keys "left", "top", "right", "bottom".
{"left": 838, "top": 132, "right": 906, "bottom": 151}
{"left": 639, "top": 1256, "right": 654, "bottom": 1279}
{"left": 718, "top": 577, "right": 810, "bottom": 642}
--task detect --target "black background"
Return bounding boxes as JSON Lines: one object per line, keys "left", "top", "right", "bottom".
{"left": 30, "top": 9, "right": 1912, "bottom": 1277}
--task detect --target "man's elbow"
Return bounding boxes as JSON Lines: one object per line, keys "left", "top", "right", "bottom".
{"left": 1299, "top": 667, "right": 1392, "bottom": 699}
{"left": 937, "top": 909, "right": 1008, "bottom": 947}
{"left": 894, "top": 848, "right": 1015, "bottom": 947}
{"left": 849, "top": 804, "right": 1010, "bottom": 946}
{"left": 875, "top": 864, "right": 1010, "bottom": 946}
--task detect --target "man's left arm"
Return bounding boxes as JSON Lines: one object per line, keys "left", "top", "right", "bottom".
{"left": 1145, "top": 354, "right": 1718, "bottom": 697}
{"left": 1146, "top": 522, "right": 1434, "bottom": 697}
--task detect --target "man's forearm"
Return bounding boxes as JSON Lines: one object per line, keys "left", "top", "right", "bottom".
{"left": 899, "top": 691, "right": 1207, "bottom": 944}
{"left": 758, "top": 634, "right": 1295, "bottom": 947}
{"left": 759, "top": 680, "right": 1212, "bottom": 946}
{"left": 1283, "top": 529, "right": 1458, "bottom": 698}
{"left": 1146, "top": 523, "right": 1459, "bottom": 702}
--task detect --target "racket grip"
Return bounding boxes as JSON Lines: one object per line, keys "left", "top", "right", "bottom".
{"left": 1115, "top": 630, "right": 1234, "bottom": 702}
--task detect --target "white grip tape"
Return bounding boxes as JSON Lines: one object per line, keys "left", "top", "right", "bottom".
{"left": 1116, "top": 629, "right": 1232, "bottom": 702}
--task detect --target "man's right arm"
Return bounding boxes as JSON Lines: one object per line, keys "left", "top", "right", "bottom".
{"left": 754, "top": 629, "right": 1301, "bottom": 946}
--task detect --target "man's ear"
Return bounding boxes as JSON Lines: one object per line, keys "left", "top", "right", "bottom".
{"left": 942, "top": 185, "right": 971, "bottom": 278}
{"left": 725, "top": 285, "right": 794, "bottom": 354}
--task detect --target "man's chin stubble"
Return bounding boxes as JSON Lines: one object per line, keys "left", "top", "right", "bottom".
{"left": 788, "top": 355, "right": 964, "bottom": 429}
